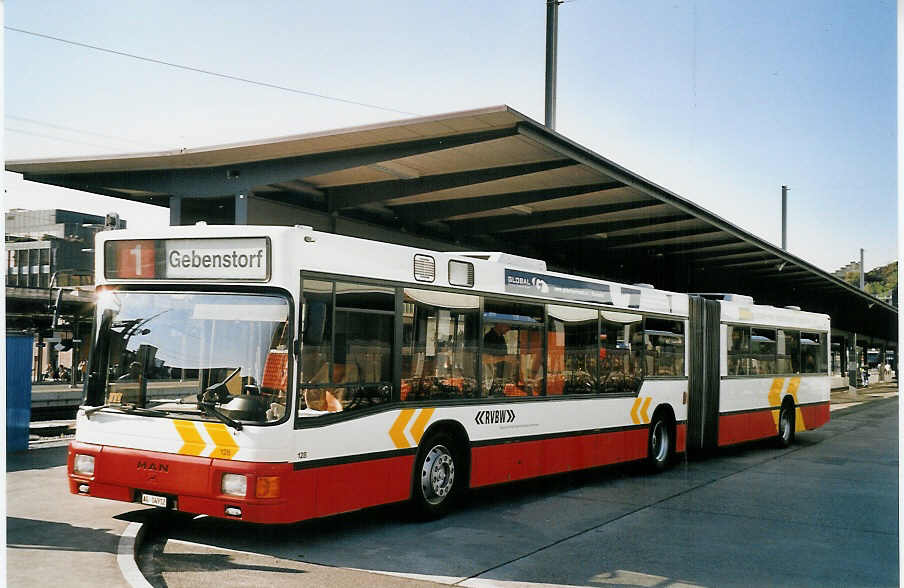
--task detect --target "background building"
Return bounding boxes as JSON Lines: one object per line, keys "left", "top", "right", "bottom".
{"left": 6, "top": 208, "right": 125, "bottom": 288}
{"left": 5, "top": 208, "right": 124, "bottom": 383}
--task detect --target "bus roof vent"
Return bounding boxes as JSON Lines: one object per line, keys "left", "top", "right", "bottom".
{"left": 785, "top": 305, "right": 802, "bottom": 311}
{"left": 449, "top": 251, "right": 547, "bottom": 272}
{"left": 634, "top": 283, "right": 655, "bottom": 289}
{"left": 722, "top": 293, "right": 754, "bottom": 305}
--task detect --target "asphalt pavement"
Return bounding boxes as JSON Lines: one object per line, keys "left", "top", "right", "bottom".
{"left": 7, "top": 383, "right": 899, "bottom": 587}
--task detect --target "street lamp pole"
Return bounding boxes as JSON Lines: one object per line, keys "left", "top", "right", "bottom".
{"left": 781, "top": 185, "right": 788, "bottom": 249}
{"left": 545, "top": 0, "right": 561, "bottom": 130}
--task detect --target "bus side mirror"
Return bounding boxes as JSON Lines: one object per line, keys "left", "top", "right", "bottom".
{"left": 304, "top": 301, "right": 326, "bottom": 346}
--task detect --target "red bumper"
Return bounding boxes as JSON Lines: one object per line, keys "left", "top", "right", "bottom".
{"left": 67, "top": 441, "right": 295, "bottom": 524}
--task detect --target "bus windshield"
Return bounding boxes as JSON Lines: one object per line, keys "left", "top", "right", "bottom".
{"left": 86, "top": 290, "right": 290, "bottom": 425}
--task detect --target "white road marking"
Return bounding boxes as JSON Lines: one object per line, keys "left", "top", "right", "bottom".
{"left": 587, "top": 569, "right": 704, "bottom": 587}
{"left": 461, "top": 579, "right": 594, "bottom": 587}
{"left": 346, "top": 567, "right": 466, "bottom": 584}
{"left": 830, "top": 402, "right": 864, "bottom": 412}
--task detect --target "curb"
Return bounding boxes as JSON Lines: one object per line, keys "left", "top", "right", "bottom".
{"left": 117, "top": 521, "right": 153, "bottom": 588}
{"left": 830, "top": 394, "right": 898, "bottom": 416}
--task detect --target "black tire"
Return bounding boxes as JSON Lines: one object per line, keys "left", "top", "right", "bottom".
{"left": 776, "top": 403, "right": 795, "bottom": 448}
{"left": 412, "top": 433, "right": 461, "bottom": 519}
{"left": 647, "top": 414, "right": 673, "bottom": 472}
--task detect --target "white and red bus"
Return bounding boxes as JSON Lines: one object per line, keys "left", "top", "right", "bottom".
{"left": 68, "top": 224, "right": 830, "bottom": 523}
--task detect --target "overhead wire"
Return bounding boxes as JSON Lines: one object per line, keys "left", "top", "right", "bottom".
{"left": 5, "top": 127, "right": 122, "bottom": 150}
{"left": 5, "top": 26, "right": 421, "bottom": 117}
{"left": 5, "top": 114, "right": 165, "bottom": 149}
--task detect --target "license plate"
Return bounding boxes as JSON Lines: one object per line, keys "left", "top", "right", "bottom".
{"left": 141, "top": 493, "right": 168, "bottom": 508}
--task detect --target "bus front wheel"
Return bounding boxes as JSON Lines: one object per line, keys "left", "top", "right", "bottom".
{"left": 412, "top": 433, "right": 461, "bottom": 519}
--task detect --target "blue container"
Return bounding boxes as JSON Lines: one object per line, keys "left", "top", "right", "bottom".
{"left": 7, "top": 334, "right": 34, "bottom": 452}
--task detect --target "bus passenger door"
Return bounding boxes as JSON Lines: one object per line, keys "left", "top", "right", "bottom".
{"left": 687, "top": 296, "right": 720, "bottom": 451}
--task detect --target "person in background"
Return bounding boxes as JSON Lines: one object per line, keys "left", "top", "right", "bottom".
{"left": 482, "top": 323, "right": 511, "bottom": 387}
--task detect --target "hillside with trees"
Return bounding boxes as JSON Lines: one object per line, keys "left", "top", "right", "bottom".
{"left": 839, "top": 261, "right": 897, "bottom": 301}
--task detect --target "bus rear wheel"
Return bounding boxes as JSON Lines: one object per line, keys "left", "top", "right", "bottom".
{"left": 412, "top": 434, "right": 460, "bottom": 519}
{"left": 776, "top": 404, "right": 795, "bottom": 448}
{"left": 647, "top": 415, "right": 672, "bottom": 472}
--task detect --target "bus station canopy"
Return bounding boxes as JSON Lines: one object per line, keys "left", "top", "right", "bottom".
{"left": 7, "top": 106, "right": 896, "bottom": 342}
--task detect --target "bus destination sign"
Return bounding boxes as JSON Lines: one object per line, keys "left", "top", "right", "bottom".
{"left": 504, "top": 268, "right": 612, "bottom": 305}
{"left": 105, "top": 237, "right": 269, "bottom": 281}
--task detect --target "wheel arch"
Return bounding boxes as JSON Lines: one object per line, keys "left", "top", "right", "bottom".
{"left": 651, "top": 403, "right": 677, "bottom": 430}
{"left": 417, "top": 419, "right": 471, "bottom": 487}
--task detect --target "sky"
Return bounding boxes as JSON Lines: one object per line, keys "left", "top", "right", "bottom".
{"left": 2, "top": 0, "right": 898, "bottom": 273}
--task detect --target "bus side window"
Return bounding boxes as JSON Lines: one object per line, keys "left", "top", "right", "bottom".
{"left": 401, "top": 289, "right": 479, "bottom": 401}
{"left": 599, "top": 311, "right": 643, "bottom": 393}
{"left": 547, "top": 305, "right": 598, "bottom": 395}
{"left": 297, "top": 280, "right": 395, "bottom": 417}
{"left": 727, "top": 325, "right": 750, "bottom": 376}
{"left": 481, "top": 299, "right": 544, "bottom": 397}
{"left": 298, "top": 281, "right": 335, "bottom": 414}
{"left": 778, "top": 330, "right": 800, "bottom": 374}
{"left": 304, "top": 300, "right": 327, "bottom": 346}
{"left": 332, "top": 282, "right": 394, "bottom": 410}
{"left": 801, "top": 332, "right": 823, "bottom": 374}
{"left": 750, "top": 328, "right": 777, "bottom": 374}
{"left": 644, "top": 318, "right": 685, "bottom": 377}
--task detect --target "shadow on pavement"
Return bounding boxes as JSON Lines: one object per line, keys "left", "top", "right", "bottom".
{"left": 153, "top": 552, "right": 307, "bottom": 575}
{"left": 7, "top": 517, "right": 120, "bottom": 554}
{"left": 6, "top": 446, "right": 69, "bottom": 473}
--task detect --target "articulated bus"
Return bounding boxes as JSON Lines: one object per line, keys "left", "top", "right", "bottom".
{"left": 68, "top": 224, "right": 830, "bottom": 523}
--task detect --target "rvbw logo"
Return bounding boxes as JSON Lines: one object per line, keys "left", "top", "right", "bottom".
{"left": 475, "top": 409, "right": 515, "bottom": 425}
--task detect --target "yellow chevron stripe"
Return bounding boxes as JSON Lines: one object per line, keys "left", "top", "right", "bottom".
{"left": 769, "top": 377, "right": 786, "bottom": 428}
{"left": 786, "top": 377, "right": 806, "bottom": 431}
{"left": 203, "top": 422, "right": 239, "bottom": 460}
{"left": 389, "top": 409, "right": 415, "bottom": 448}
{"left": 173, "top": 420, "right": 205, "bottom": 456}
{"left": 640, "top": 397, "right": 651, "bottom": 424}
{"left": 409, "top": 408, "right": 435, "bottom": 444}
{"left": 630, "top": 398, "right": 642, "bottom": 425}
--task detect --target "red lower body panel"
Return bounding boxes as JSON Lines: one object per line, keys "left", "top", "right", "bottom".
{"left": 306, "top": 456, "right": 414, "bottom": 519}
{"left": 799, "top": 402, "right": 830, "bottom": 430}
{"left": 717, "top": 402, "right": 830, "bottom": 447}
{"left": 469, "top": 423, "right": 686, "bottom": 488}
{"left": 68, "top": 419, "right": 689, "bottom": 523}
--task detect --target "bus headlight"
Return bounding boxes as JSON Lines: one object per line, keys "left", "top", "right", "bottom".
{"left": 74, "top": 454, "right": 95, "bottom": 476}
{"left": 221, "top": 473, "right": 247, "bottom": 497}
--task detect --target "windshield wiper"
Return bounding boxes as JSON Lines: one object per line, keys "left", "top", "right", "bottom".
{"left": 82, "top": 403, "right": 170, "bottom": 419}
{"left": 83, "top": 404, "right": 112, "bottom": 418}
{"left": 198, "top": 402, "right": 243, "bottom": 431}
{"left": 119, "top": 403, "right": 170, "bottom": 417}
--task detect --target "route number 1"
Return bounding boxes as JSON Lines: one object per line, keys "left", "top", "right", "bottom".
{"left": 116, "top": 240, "right": 155, "bottom": 279}
{"left": 130, "top": 244, "right": 143, "bottom": 276}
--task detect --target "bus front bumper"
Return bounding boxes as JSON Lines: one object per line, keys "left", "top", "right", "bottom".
{"left": 67, "top": 441, "right": 295, "bottom": 524}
